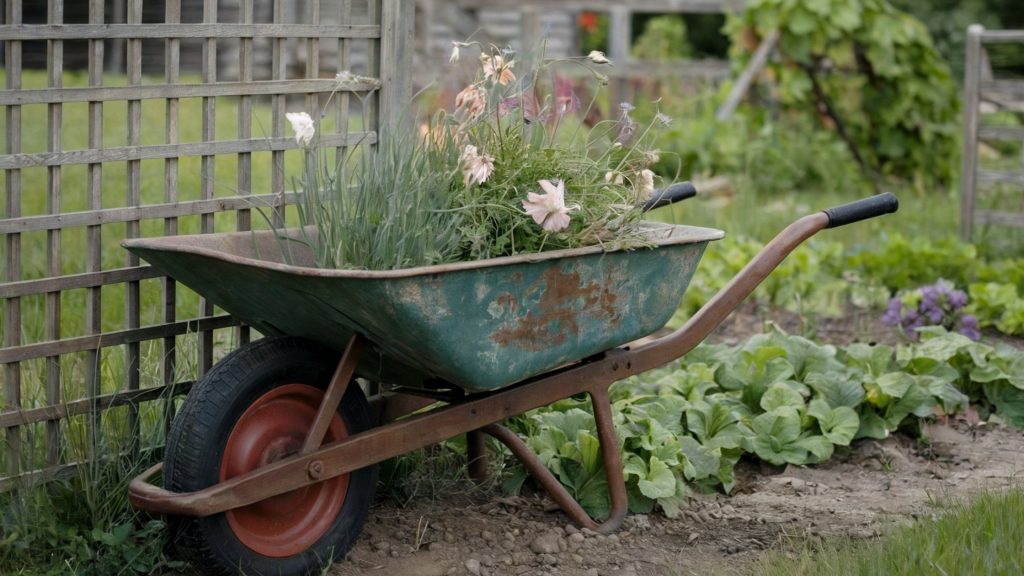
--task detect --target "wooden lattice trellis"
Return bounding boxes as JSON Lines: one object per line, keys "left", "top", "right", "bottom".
{"left": 0, "top": 0, "right": 413, "bottom": 489}
{"left": 960, "top": 25, "right": 1024, "bottom": 241}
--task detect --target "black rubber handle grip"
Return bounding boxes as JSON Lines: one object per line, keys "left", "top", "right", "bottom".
{"left": 641, "top": 181, "right": 697, "bottom": 212}
{"left": 823, "top": 192, "right": 899, "bottom": 228}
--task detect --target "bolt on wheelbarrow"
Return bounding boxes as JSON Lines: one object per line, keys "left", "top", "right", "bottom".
{"left": 124, "top": 189, "right": 897, "bottom": 575}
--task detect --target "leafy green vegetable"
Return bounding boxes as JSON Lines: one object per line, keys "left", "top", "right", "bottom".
{"left": 506, "top": 327, "right": 1024, "bottom": 519}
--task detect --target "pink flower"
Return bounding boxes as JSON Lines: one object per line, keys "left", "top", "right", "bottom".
{"left": 455, "top": 85, "right": 487, "bottom": 118}
{"left": 522, "top": 179, "right": 573, "bottom": 232}
{"left": 499, "top": 92, "right": 540, "bottom": 123}
{"left": 482, "top": 54, "right": 516, "bottom": 86}
{"left": 552, "top": 75, "right": 580, "bottom": 118}
{"left": 461, "top": 145, "right": 494, "bottom": 186}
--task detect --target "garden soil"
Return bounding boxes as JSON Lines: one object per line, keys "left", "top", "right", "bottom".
{"left": 330, "top": 309, "right": 1024, "bottom": 576}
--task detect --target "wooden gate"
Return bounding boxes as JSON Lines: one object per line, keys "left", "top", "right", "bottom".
{"left": 0, "top": 0, "right": 413, "bottom": 489}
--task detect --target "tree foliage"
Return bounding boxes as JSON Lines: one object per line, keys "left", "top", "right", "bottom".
{"left": 726, "top": 0, "right": 960, "bottom": 187}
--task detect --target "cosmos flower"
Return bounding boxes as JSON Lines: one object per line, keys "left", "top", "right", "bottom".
{"left": 285, "top": 112, "right": 315, "bottom": 146}
{"left": 461, "top": 145, "right": 494, "bottom": 186}
{"left": 522, "top": 179, "right": 574, "bottom": 232}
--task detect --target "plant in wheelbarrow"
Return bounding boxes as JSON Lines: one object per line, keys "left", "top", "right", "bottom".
{"left": 122, "top": 41, "right": 899, "bottom": 576}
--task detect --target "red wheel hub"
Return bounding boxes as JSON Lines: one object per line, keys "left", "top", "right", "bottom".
{"left": 220, "top": 383, "right": 349, "bottom": 557}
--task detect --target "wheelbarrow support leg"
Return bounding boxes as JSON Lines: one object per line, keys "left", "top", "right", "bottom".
{"left": 301, "top": 334, "right": 363, "bottom": 454}
{"left": 467, "top": 429, "right": 490, "bottom": 483}
{"left": 482, "top": 386, "right": 627, "bottom": 534}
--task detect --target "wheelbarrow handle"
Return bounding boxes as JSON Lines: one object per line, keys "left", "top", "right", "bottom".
{"left": 640, "top": 181, "right": 697, "bottom": 212}
{"left": 823, "top": 192, "right": 899, "bottom": 228}
{"left": 631, "top": 193, "right": 899, "bottom": 373}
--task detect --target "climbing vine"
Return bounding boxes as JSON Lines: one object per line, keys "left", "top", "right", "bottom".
{"left": 726, "top": 0, "right": 959, "bottom": 188}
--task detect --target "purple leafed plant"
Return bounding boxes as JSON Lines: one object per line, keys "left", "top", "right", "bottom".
{"left": 881, "top": 280, "right": 980, "bottom": 341}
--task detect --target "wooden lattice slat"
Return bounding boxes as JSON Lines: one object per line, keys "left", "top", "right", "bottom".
{"left": 4, "top": 0, "right": 24, "bottom": 478}
{"left": 44, "top": 0, "right": 64, "bottom": 467}
{"left": 163, "top": 0, "right": 181, "bottom": 433}
{"left": 0, "top": 0, "right": 409, "bottom": 489}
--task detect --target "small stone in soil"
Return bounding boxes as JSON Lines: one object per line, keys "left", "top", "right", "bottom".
{"left": 529, "top": 531, "right": 563, "bottom": 555}
{"left": 539, "top": 553, "right": 558, "bottom": 566}
{"left": 464, "top": 558, "right": 481, "bottom": 576}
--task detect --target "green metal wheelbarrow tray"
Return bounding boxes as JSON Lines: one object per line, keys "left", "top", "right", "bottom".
{"left": 125, "top": 191, "right": 898, "bottom": 576}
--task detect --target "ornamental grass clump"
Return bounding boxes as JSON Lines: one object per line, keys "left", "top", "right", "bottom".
{"left": 285, "top": 43, "right": 669, "bottom": 270}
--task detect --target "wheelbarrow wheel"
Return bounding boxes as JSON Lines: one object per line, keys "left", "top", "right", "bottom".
{"left": 163, "top": 336, "right": 376, "bottom": 576}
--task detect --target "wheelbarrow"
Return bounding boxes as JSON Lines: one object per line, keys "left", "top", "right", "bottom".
{"left": 125, "top": 187, "right": 897, "bottom": 575}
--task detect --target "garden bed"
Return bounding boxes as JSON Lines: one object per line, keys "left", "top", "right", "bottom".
{"left": 332, "top": 423, "right": 1023, "bottom": 576}
{"left": 328, "top": 311, "right": 1024, "bottom": 576}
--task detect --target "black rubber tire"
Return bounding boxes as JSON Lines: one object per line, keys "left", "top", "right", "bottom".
{"left": 164, "top": 336, "right": 376, "bottom": 576}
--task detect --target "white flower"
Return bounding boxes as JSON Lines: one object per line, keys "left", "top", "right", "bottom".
{"left": 449, "top": 41, "right": 470, "bottom": 64}
{"left": 604, "top": 171, "right": 624, "bottom": 185}
{"left": 522, "top": 179, "right": 574, "bottom": 232}
{"left": 335, "top": 70, "right": 381, "bottom": 89}
{"left": 638, "top": 169, "right": 655, "bottom": 198}
{"left": 461, "top": 145, "right": 494, "bottom": 186}
{"left": 645, "top": 149, "right": 661, "bottom": 165}
{"left": 285, "top": 111, "right": 315, "bottom": 146}
{"left": 588, "top": 50, "right": 611, "bottom": 65}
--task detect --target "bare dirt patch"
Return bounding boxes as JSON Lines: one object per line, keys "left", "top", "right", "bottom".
{"left": 330, "top": 311, "right": 1024, "bottom": 576}
{"left": 331, "top": 423, "right": 1024, "bottom": 576}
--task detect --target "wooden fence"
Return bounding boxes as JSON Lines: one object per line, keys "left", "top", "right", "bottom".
{"left": 0, "top": 0, "right": 413, "bottom": 490}
{"left": 960, "top": 25, "right": 1024, "bottom": 241}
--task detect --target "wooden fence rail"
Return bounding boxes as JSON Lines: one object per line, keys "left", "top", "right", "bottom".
{"left": 0, "top": 0, "right": 413, "bottom": 491}
{"left": 960, "top": 25, "right": 1024, "bottom": 241}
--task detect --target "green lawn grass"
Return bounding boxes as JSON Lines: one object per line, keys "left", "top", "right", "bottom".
{"left": 752, "top": 489, "right": 1024, "bottom": 576}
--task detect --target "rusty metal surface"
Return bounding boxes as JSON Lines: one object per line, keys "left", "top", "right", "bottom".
{"left": 123, "top": 223, "right": 722, "bottom": 392}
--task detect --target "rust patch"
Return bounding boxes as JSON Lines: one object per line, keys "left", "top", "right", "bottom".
{"left": 490, "top": 264, "right": 623, "bottom": 351}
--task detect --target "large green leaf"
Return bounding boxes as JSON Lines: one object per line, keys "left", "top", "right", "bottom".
{"left": 807, "top": 399, "right": 859, "bottom": 446}
{"left": 876, "top": 372, "right": 915, "bottom": 399}
{"left": 855, "top": 408, "right": 889, "bottom": 440}
{"left": 637, "top": 456, "right": 677, "bottom": 500}
{"left": 885, "top": 383, "right": 936, "bottom": 429}
{"left": 795, "top": 434, "right": 834, "bottom": 463}
{"left": 760, "top": 382, "right": 806, "bottom": 412}
{"left": 844, "top": 343, "right": 895, "bottom": 377}
{"left": 656, "top": 473, "right": 691, "bottom": 519}
{"left": 679, "top": 436, "right": 720, "bottom": 481}
{"left": 686, "top": 401, "right": 744, "bottom": 450}
{"left": 983, "top": 383, "right": 1024, "bottom": 427}
{"left": 748, "top": 408, "right": 809, "bottom": 465}
{"left": 805, "top": 371, "right": 866, "bottom": 408}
